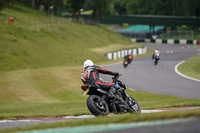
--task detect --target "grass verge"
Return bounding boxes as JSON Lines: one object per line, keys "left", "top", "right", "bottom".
{"left": 0, "top": 88, "right": 200, "bottom": 120}
{"left": 1, "top": 109, "right": 200, "bottom": 133}
{"left": 178, "top": 54, "right": 200, "bottom": 80}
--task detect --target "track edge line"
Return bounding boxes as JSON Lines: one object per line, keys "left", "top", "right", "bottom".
{"left": 175, "top": 60, "right": 200, "bottom": 82}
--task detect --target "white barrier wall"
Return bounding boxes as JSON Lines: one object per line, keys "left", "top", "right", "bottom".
{"left": 133, "top": 49, "right": 137, "bottom": 55}
{"left": 180, "top": 39, "right": 187, "bottom": 44}
{"left": 156, "top": 39, "right": 162, "bottom": 44}
{"left": 193, "top": 40, "right": 197, "bottom": 44}
{"left": 167, "top": 39, "right": 174, "bottom": 44}
{"left": 106, "top": 47, "right": 147, "bottom": 60}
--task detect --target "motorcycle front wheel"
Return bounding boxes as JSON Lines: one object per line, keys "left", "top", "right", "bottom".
{"left": 87, "top": 95, "right": 109, "bottom": 116}
{"left": 154, "top": 60, "right": 158, "bottom": 65}
{"left": 127, "top": 97, "right": 141, "bottom": 113}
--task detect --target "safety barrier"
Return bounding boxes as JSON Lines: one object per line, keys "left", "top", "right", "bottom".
{"left": 105, "top": 47, "right": 147, "bottom": 60}
{"left": 131, "top": 38, "right": 198, "bottom": 45}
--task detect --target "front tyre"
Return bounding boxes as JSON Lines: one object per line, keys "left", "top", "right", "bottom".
{"left": 127, "top": 97, "right": 141, "bottom": 113}
{"left": 154, "top": 60, "right": 158, "bottom": 66}
{"left": 86, "top": 95, "right": 109, "bottom": 116}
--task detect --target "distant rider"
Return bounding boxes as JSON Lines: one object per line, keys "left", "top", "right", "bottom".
{"left": 81, "top": 59, "right": 130, "bottom": 109}
{"left": 152, "top": 48, "right": 160, "bottom": 60}
{"left": 155, "top": 48, "right": 160, "bottom": 56}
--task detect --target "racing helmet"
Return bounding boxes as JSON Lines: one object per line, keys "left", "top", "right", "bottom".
{"left": 83, "top": 59, "right": 94, "bottom": 68}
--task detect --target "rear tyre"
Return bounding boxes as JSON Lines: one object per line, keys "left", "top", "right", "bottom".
{"left": 87, "top": 95, "right": 109, "bottom": 116}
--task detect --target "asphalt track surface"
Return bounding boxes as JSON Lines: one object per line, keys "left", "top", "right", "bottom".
{"left": 6, "top": 117, "right": 200, "bottom": 133}
{"left": 95, "top": 117, "right": 200, "bottom": 133}
{"left": 101, "top": 43, "right": 200, "bottom": 99}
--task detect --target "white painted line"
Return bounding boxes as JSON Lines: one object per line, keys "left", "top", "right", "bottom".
{"left": 141, "top": 110, "right": 165, "bottom": 113}
{"left": 0, "top": 120, "right": 14, "bottom": 123}
{"left": 18, "top": 120, "right": 41, "bottom": 122}
{"left": 0, "top": 120, "right": 41, "bottom": 123}
{"left": 63, "top": 115, "right": 95, "bottom": 119}
{"left": 177, "top": 107, "right": 200, "bottom": 111}
{"left": 128, "top": 88, "right": 136, "bottom": 91}
{"left": 175, "top": 60, "right": 200, "bottom": 82}
{"left": 62, "top": 110, "right": 166, "bottom": 119}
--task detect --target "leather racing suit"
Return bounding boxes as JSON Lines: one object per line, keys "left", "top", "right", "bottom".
{"left": 81, "top": 65, "right": 117, "bottom": 92}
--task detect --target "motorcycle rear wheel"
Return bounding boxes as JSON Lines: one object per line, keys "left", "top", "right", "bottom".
{"left": 87, "top": 95, "right": 109, "bottom": 116}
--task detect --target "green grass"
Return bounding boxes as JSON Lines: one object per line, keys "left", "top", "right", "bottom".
{"left": 0, "top": 79, "right": 200, "bottom": 120}
{"left": 1, "top": 109, "right": 200, "bottom": 133}
{"left": 178, "top": 54, "right": 200, "bottom": 80}
{"left": 0, "top": 4, "right": 145, "bottom": 120}
{"left": 0, "top": 4, "right": 136, "bottom": 73}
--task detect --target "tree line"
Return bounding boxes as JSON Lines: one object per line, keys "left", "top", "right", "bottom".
{"left": 1, "top": 0, "right": 200, "bottom": 21}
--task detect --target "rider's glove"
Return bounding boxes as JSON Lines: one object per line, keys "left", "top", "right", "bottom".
{"left": 115, "top": 72, "right": 119, "bottom": 77}
{"left": 119, "top": 82, "right": 126, "bottom": 89}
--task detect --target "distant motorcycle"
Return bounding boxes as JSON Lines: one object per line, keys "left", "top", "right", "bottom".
{"left": 123, "top": 55, "right": 133, "bottom": 68}
{"left": 81, "top": 74, "right": 141, "bottom": 116}
{"left": 152, "top": 54, "right": 160, "bottom": 66}
{"left": 123, "top": 59, "right": 128, "bottom": 68}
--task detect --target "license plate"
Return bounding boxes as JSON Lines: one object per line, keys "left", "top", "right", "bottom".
{"left": 82, "top": 88, "right": 89, "bottom": 95}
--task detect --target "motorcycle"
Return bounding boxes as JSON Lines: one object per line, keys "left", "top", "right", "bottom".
{"left": 127, "top": 55, "right": 133, "bottom": 64}
{"left": 81, "top": 74, "right": 141, "bottom": 116}
{"left": 154, "top": 55, "right": 160, "bottom": 66}
{"left": 123, "top": 59, "right": 128, "bottom": 68}
{"left": 152, "top": 53, "right": 160, "bottom": 66}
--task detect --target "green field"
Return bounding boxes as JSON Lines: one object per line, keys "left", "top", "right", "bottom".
{"left": 0, "top": 4, "right": 142, "bottom": 120}
{"left": 0, "top": 4, "right": 137, "bottom": 73}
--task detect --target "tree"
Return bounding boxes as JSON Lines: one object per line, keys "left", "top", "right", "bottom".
{"left": 112, "top": 0, "right": 129, "bottom": 15}
{"left": 0, "top": 0, "right": 6, "bottom": 10}
{"left": 66, "top": 0, "right": 86, "bottom": 21}
{"left": 85, "top": 0, "right": 113, "bottom": 21}
{"left": 126, "top": 0, "right": 199, "bottom": 17}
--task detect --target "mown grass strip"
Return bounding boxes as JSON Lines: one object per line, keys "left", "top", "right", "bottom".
{"left": 0, "top": 89, "right": 200, "bottom": 120}
{"left": 1, "top": 109, "right": 200, "bottom": 133}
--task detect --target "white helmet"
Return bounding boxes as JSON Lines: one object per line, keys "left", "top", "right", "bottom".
{"left": 83, "top": 59, "right": 94, "bottom": 68}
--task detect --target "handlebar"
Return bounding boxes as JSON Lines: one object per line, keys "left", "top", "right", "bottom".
{"left": 112, "top": 74, "right": 122, "bottom": 83}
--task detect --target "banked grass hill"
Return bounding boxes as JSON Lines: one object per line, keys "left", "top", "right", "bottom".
{"left": 0, "top": 4, "right": 133, "bottom": 72}
{"left": 0, "top": 4, "right": 136, "bottom": 119}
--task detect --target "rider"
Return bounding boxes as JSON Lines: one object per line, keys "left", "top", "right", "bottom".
{"left": 81, "top": 59, "right": 130, "bottom": 109}
{"left": 154, "top": 48, "right": 160, "bottom": 57}
{"left": 152, "top": 48, "right": 160, "bottom": 59}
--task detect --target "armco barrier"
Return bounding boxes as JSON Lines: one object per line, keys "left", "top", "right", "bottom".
{"left": 105, "top": 47, "right": 147, "bottom": 60}
{"left": 131, "top": 38, "right": 198, "bottom": 45}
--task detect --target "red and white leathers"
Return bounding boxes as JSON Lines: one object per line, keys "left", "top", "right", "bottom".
{"left": 81, "top": 65, "right": 117, "bottom": 91}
